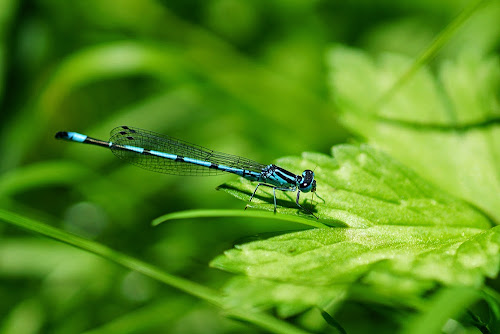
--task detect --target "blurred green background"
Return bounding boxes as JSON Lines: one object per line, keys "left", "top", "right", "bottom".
{"left": 0, "top": 0, "right": 499, "bottom": 333}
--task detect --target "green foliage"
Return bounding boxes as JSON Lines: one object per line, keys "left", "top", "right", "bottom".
{"left": 328, "top": 45, "right": 500, "bottom": 222}
{"left": 210, "top": 3, "right": 500, "bottom": 331}
{"left": 401, "top": 287, "right": 482, "bottom": 334}
{"left": 0, "top": 209, "right": 310, "bottom": 334}
{"left": 213, "top": 145, "right": 498, "bottom": 317}
{"left": 1, "top": 0, "right": 500, "bottom": 333}
{"left": 219, "top": 145, "right": 490, "bottom": 228}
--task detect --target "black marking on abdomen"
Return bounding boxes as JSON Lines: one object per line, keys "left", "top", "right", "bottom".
{"left": 85, "top": 136, "right": 110, "bottom": 148}
{"left": 209, "top": 163, "right": 219, "bottom": 169}
{"left": 175, "top": 155, "right": 184, "bottom": 162}
{"left": 55, "top": 131, "right": 68, "bottom": 139}
{"left": 143, "top": 149, "right": 151, "bottom": 155}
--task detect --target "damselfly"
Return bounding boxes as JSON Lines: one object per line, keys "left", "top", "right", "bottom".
{"left": 55, "top": 126, "right": 318, "bottom": 218}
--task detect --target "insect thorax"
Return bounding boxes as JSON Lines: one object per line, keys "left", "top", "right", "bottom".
{"left": 260, "top": 164, "right": 298, "bottom": 188}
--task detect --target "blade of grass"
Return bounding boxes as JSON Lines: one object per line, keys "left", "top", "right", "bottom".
{"left": 152, "top": 209, "right": 333, "bottom": 229}
{"left": 0, "top": 209, "right": 311, "bottom": 334}
{"left": 0, "top": 0, "right": 19, "bottom": 103}
{"left": 482, "top": 286, "right": 500, "bottom": 323}
{"left": 401, "top": 287, "right": 481, "bottom": 334}
{"left": 375, "top": 0, "right": 489, "bottom": 108}
{"left": 0, "top": 161, "right": 91, "bottom": 197}
{"left": 81, "top": 298, "right": 194, "bottom": 334}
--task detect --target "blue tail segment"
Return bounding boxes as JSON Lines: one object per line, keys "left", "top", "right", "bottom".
{"left": 55, "top": 126, "right": 318, "bottom": 218}
{"left": 55, "top": 131, "right": 110, "bottom": 148}
{"left": 55, "top": 131, "right": 87, "bottom": 143}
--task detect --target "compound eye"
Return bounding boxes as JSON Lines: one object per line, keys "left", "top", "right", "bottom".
{"left": 299, "top": 170, "right": 315, "bottom": 192}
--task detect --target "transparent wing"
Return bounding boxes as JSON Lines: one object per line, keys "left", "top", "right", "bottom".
{"left": 109, "top": 126, "right": 267, "bottom": 176}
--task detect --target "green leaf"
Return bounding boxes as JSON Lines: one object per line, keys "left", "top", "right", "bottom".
{"left": 218, "top": 145, "right": 490, "bottom": 229}
{"left": 214, "top": 225, "right": 500, "bottom": 285}
{"left": 217, "top": 276, "right": 348, "bottom": 318}
{"left": 327, "top": 46, "right": 500, "bottom": 223}
{"left": 212, "top": 225, "right": 500, "bottom": 316}
{"left": 213, "top": 144, "right": 497, "bottom": 316}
